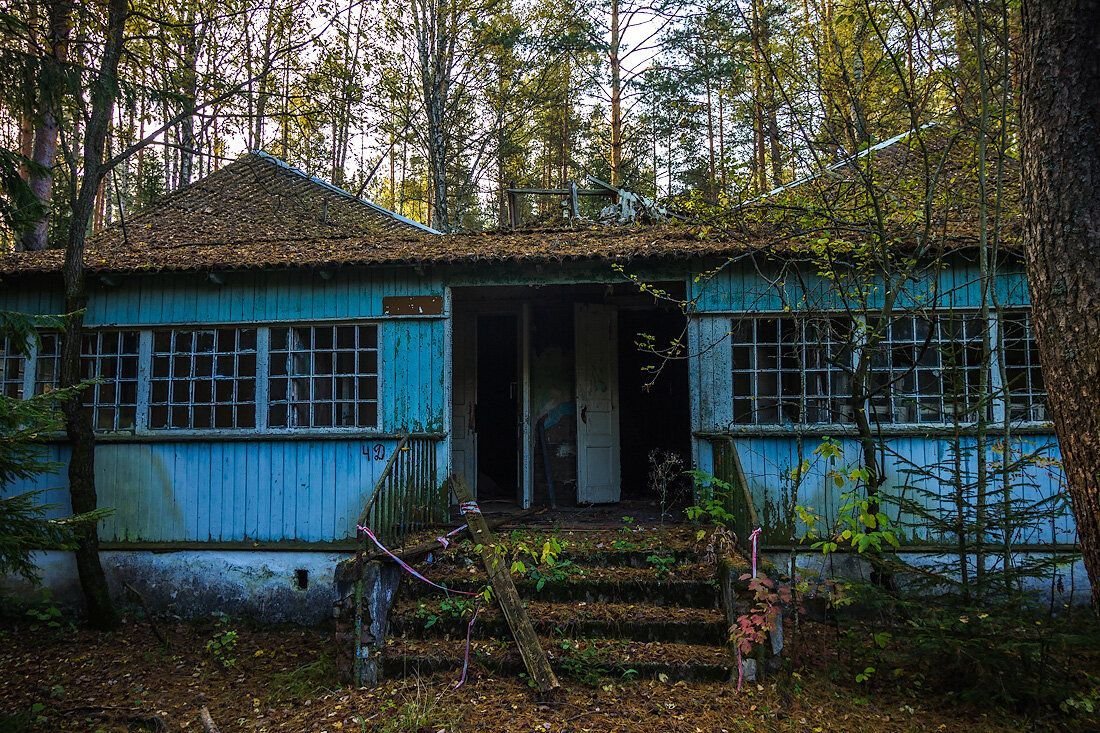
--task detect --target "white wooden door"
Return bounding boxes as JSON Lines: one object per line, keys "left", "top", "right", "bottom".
{"left": 575, "top": 304, "right": 621, "bottom": 504}
{"left": 451, "top": 312, "right": 478, "bottom": 493}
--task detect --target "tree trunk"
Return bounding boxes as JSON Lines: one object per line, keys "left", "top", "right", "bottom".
{"left": 178, "top": 12, "right": 205, "bottom": 187}
{"left": 1020, "top": 0, "right": 1100, "bottom": 609}
{"left": 59, "top": 0, "right": 128, "bottom": 630}
{"left": 609, "top": 0, "right": 622, "bottom": 187}
{"left": 20, "top": 0, "right": 71, "bottom": 251}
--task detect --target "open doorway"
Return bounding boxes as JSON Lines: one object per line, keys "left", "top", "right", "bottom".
{"left": 476, "top": 313, "right": 519, "bottom": 500}
{"left": 618, "top": 306, "right": 692, "bottom": 505}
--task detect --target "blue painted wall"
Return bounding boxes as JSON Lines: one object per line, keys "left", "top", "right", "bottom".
{"left": 686, "top": 255, "right": 1073, "bottom": 547}
{"left": 0, "top": 256, "right": 1074, "bottom": 550}
{"left": 1, "top": 267, "right": 447, "bottom": 544}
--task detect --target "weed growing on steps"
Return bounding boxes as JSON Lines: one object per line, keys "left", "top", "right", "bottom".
{"left": 646, "top": 553, "right": 677, "bottom": 579}
{"left": 558, "top": 638, "right": 610, "bottom": 686}
{"left": 415, "top": 597, "right": 476, "bottom": 629}
{"left": 648, "top": 448, "right": 687, "bottom": 523}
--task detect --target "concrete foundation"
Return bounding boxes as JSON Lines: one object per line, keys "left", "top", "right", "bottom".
{"left": 1, "top": 549, "right": 349, "bottom": 625}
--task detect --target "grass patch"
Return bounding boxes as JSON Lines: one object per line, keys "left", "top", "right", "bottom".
{"left": 269, "top": 654, "right": 339, "bottom": 701}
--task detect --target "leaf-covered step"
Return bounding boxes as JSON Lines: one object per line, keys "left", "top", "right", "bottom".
{"left": 401, "top": 569, "right": 721, "bottom": 608}
{"left": 401, "top": 525, "right": 714, "bottom": 569}
{"left": 389, "top": 598, "right": 728, "bottom": 645}
{"left": 382, "top": 636, "right": 734, "bottom": 683}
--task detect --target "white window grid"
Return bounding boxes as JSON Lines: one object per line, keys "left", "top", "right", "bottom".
{"left": 149, "top": 328, "right": 257, "bottom": 430}
{"left": 868, "top": 313, "right": 988, "bottom": 424}
{"left": 81, "top": 330, "right": 141, "bottom": 431}
{"left": 999, "top": 312, "right": 1047, "bottom": 422}
{"left": 269, "top": 324, "right": 379, "bottom": 429}
{"left": 33, "top": 332, "right": 61, "bottom": 395}
{"left": 731, "top": 316, "right": 854, "bottom": 425}
{"left": 0, "top": 334, "right": 27, "bottom": 398}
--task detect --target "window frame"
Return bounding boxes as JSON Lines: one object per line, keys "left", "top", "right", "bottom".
{"left": 148, "top": 326, "right": 260, "bottom": 432}
{"left": 266, "top": 322, "right": 381, "bottom": 432}
{"left": 81, "top": 328, "right": 143, "bottom": 433}
{"left": 3, "top": 320, "right": 386, "bottom": 437}
{"left": 729, "top": 309, "right": 1047, "bottom": 430}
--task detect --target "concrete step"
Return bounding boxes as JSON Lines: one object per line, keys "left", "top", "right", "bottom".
{"left": 390, "top": 598, "right": 728, "bottom": 645}
{"left": 382, "top": 635, "right": 734, "bottom": 683}
{"left": 401, "top": 566, "right": 722, "bottom": 608}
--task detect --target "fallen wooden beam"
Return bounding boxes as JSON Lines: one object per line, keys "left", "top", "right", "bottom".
{"left": 451, "top": 477, "right": 560, "bottom": 697}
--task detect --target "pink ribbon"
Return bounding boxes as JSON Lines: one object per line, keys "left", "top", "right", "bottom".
{"left": 749, "top": 527, "right": 762, "bottom": 579}
{"left": 435, "top": 523, "right": 468, "bottom": 550}
{"left": 455, "top": 604, "right": 482, "bottom": 689}
{"left": 357, "top": 525, "right": 480, "bottom": 598}
{"left": 357, "top": 524, "right": 483, "bottom": 687}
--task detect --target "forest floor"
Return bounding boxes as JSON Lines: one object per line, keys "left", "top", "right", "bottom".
{"left": 2, "top": 613, "right": 1097, "bottom": 733}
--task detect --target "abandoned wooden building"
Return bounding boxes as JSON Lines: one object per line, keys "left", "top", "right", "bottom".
{"left": 0, "top": 149, "right": 1086, "bottom": 622}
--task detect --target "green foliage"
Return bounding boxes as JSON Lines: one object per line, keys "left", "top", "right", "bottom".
{"left": 684, "top": 470, "right": 736, "bottom": 528}
{"left": 1061, "top": 675, "right": 1100, "bottom": 717}
{"left": 415, "top": 597, "right": 475, "bottom": 629}
{"left": 0, "top": 311, "right": 110, "bottom": 586}
{"left": 0, "top": 702, "right": 46, "bottom": 733}
{"left": 205, "top": 613, "right": 239, "bottom": 669}
{"left": 558, "top": 638, "right": 609, "bottom": 686}
{"left": 270, "top": 655, "right": 338, "bottom": 701}
{"left": 374, "top": 688, "right": 458, "bottom": 733}
{"left": 794, "top": 440, "right": 901, "bottom": 556}
{"left": 645, "top": 553, "right": 675, "bottom": 579}
{"left": 527, "top": 559, "right": 576, "bottom": 592}
{"left": 25, "top": 601, "right": 71, "bottom": 632}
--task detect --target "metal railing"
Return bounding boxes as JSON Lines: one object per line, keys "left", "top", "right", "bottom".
{"left": 356, "top": 432, "right": 447, "bottom": 549}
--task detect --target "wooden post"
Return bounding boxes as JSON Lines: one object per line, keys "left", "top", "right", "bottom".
{"left": 351, "top": 560, "right": 403, "bottom": 686}
{"left": 451, "top": 476, "right": 560, "bottom": 697}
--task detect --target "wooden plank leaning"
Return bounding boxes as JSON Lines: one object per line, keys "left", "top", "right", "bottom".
{"left": 450, "top": 476, "right": 560, "bottom": 697}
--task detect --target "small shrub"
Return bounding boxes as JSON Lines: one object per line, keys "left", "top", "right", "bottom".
{"left": 559, "top": 638, "right": 609, "bottom": 686}
{"left": 645, "top": 554, "right": 676, "bottom": 579}
{"left": 205, "top": 613, "right": 239, "bottom": 668}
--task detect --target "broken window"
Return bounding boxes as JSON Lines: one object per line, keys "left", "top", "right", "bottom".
{"left": 33, "top": 332, "right": 61, "bottom": 395}
{"left": 0, "top": 333, "right": 28, "bottom": 398}
{"left": 1000, "top": 312, "right": 1047, "bottom": 422}
{"left": 81, "top": 330, "right": 141, "bottom": 431}
{"left": 731, "top": 316, "right": 854, "bottom": 425}
{"left": 868, "top": 314, "right": 988, "bottom": 424}
{"left": 149, "top": 328, "right": 257, "bottom": 429}
{"left": 268, "top": 324, "right": 378, "bottom": 429}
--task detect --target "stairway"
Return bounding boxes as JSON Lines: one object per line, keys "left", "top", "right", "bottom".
{"left": 379, "top": 524, "right": 753, "bottom": 684}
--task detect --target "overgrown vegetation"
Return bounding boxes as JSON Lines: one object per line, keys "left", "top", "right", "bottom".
{"left": 0, "top": 312, "right": 107, "bottom": 591}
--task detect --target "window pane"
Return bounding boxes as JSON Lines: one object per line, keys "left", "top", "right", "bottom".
{"left": 80, "top": 330, "right": 140, "bottom": 432}
{"left": 268, "top": 324, "right": 379, "bottom": 429}
{"left": 999, "top": 312, "right": 1046, "bottom": 423}
{"left": 730, "top": 315, "right": 860, "bottom": 425}
{"left": 150, "top": 327, "right": 257, "bottom": 430}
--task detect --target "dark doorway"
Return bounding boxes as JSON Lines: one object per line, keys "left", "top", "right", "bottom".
{"left": 618, "top": 307, "right": 692, "bottom": 502}
{"left": 476, "top": 314, "right": 519, "bottom": 500}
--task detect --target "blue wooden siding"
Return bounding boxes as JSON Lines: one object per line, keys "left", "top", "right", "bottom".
{"left": 82, "top": 268, "right": 442, "bottom": 325}
{"left": 693, "top": 433, "right": 1070, "bottom": 545}
{"left": 689, "top": 257, "right": 1032, "bottom": 313}
{"left": 687, "top": 257, "right": 1074, "bottom": 547}
{"left": 6, "top": 439, "right": 411, "bottom": 542}
{"left": 1, "top": 268, "right": 448, "bottom": 544}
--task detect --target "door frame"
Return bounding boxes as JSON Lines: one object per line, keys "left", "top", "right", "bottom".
{"left": 451, "top": 302, "right": 533, "bottom": 508}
